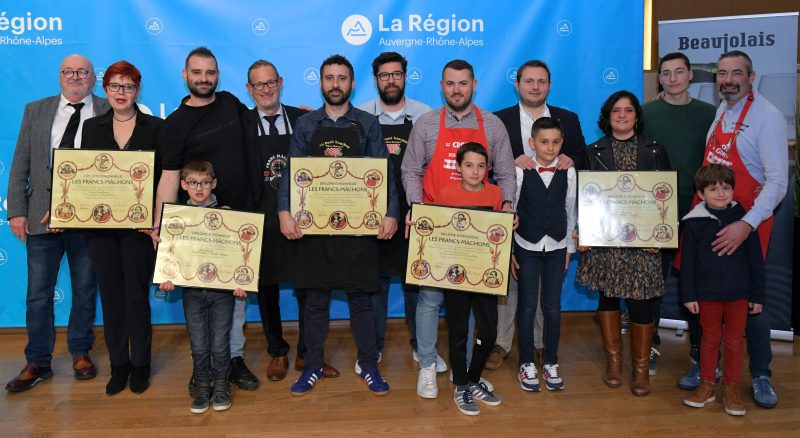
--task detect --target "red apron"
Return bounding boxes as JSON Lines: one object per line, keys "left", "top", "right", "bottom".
{"left": 422, "top": 105, "right": 489, "bottom": 203}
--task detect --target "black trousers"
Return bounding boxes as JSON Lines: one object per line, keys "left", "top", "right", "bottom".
{"left": 86, "top": 231, "right": 154, "bottom": 367}
{"left": 301, "top": 289, "right": 377, "bottom": 370}
{"left": 256, "top": 284, "right": 307, "bottom": 358}
{"left": 444, "top": 291, "right": 497, "bottom": 386}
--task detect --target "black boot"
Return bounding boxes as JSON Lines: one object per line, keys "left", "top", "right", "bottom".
{"left": 129, "top": 364, "right": 151, "bottom": 394}
{"left": 190, "top": 379, "right": 212, "bottom": 414}
{"left": 212, "top": 378, "right": 232, "bottom": 411}
{"left": 106, "top": 363, "right": 130, "bottom": 395}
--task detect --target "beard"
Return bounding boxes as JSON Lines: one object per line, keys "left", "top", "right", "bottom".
{"left": 188, "top": 79, "right": 217, "bottom": 99}
{"left": 378, "top": 84, "right": 405, "bottom": 106}
{"left": 323, "top": 87, "right": 352, "bottom": 106}
{"left": 445, "top": 91, "right": 472, "bottom": 113}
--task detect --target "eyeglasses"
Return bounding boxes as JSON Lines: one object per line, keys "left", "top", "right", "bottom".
{"left": 107, "top": 83, "right": 137, "bottom": 93}
{"left": 62, "top": 69, "right": 91, "bottom": 79}
{"left": 250, "top": 80, "right": 279, "bottom": 90}
{"left": 184, "top": 179, "right": 214, "bottom": 189}
{"left": 376, "top": 71, "right": 404, "bottom": 81}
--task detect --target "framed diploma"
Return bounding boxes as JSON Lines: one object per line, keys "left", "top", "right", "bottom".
{"left": 405, "top": 203, "right": 513, "bottom": 296}
{"left": 50, "top": 149, "right": 155, "bottom": 229}
{"left": 290, "top": 157, "right": 388, "bottom": 236}
{"left": 577, "top": 171, "right": 679, "bottom": 248}
{"left": 152, "top": 204, "right": 265, "bottom": 292}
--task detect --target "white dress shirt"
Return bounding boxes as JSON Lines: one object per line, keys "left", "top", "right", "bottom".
{"left": 50, "top": 93, "right": 94, "bottom": 151}
{"left": 519, "top": 103, "right": 551, "bottom": 157}
{"left": 257, "top": 105, "right": 292, "bottom": 136}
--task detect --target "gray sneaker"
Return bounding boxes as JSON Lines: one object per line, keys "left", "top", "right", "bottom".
{"left": 469, "top": 381, "right": 501, "bottom": 406}
{"left": 212, "top": 379, "right": 232, "bottom": 411}
{"left": 648, "top": 346, "right": 661, "bottom": 376}
{"left": 752, "top": 376, "right": 777, "bottom": 409}
{"left": 454, "top": 385, "right": 479, "bottom": 416}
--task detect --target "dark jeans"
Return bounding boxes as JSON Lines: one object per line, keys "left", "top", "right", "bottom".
{"left": 184, "top": 288, "right": 234, "bottom": 381}
{"left": 745, "top": 310, "right": 773, "bottom": 378}
{"left": 371, "top": 278, "right": 419, "bottom": 352}
{"left": 302, "top": 289, "right": 377, "bottom": 370}
{"left": 25, "top": 232, "right": 97, "bottom": 367}
{"left": 444, "top": 291, "right": 497, "bottom": 386}
{"left": 86, "top": 231, "right": 154, "bottom": 367}
{"left": 515, "top": 244, "right": 566, "bottom": 365}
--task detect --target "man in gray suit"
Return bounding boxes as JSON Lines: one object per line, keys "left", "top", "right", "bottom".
{"left": 5, "top": 54, "right": 107, "bottom": 392}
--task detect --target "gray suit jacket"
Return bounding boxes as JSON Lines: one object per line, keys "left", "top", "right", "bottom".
{"left": 7, "top": 94, "right": 110, "bottom": 235}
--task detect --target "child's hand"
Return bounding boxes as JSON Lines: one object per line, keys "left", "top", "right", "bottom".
{"left": 233, "top": 288, "right": 247, "bottom": 298}
{"left": 748, "top": 302, "right": 763, "bottom": 315}
{"left": 159, "top": 281, "right": 175, "bottom": 291}
{"left": 684, "top": 301, "right": 699, "bottom": 314}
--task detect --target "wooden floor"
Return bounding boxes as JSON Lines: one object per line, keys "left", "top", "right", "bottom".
{"left": 1, "top": 314, "right": 798, "bottom": 437}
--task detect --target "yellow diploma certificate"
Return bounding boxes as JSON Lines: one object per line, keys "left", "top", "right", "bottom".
{"left": 50, "top": 149, "right": 155, "bottom": 228}
{"left": 578, "top": 171, "right": 679, "bottom": 248}
{"left": 290, "top": 157, "right": 388, "bottom": 236}
{"left": 405, "top": 203, "right": 513, "bottom": 296}
{"left": 152, "top": 204, "right": 265, "bottom": 292}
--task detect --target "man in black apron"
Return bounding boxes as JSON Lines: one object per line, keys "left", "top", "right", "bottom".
{"left": 243, "top": 60, "right": 340, "bottom": 382}
{"left": 277, "top": 55, "right": 399, "bottom": 396}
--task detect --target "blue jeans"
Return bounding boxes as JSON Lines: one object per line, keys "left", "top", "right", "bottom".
{"left": 415, "top": 287, "right": 443, "bottom": 368}
{"left": 229, "top": 296, "right": 247, "bottom": 358}
{"left": 25, "top": 232, "right": 97, "bottom": 367}
{"left": 515, "top": 243, "right": 566, "bottom": 365}
{"left": 184, "top": 288, "right": 234, "bottom": 381}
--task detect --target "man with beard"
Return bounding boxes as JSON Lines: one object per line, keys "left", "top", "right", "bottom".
{"left": 277, "top": 54, "right": 399, "bottom": 396}
{"left": 155, "top": 47, "right": 259, "bottom": 393}
{"left": 358, "top": 52, "right": 446, "bottom": 375}
{"left": 694, "top": 50, "right": 787, "bottom": 409}
{"left": 401, "top": 59, "right": 515, "bottom": 404}
{"left": 488, "top": 60, "right": 586, "bottom": 372}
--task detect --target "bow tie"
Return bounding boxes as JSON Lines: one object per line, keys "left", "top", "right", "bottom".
{"left": 538, "top": 167, "right": 556, "bottom": 173}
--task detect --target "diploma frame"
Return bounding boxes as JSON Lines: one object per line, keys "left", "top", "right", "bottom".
{"left": 289, "top": 156, "right": 388, "bottom": 236}
{"left": 405, "top": 203, "right": 514, "bottom": 296}
{"left": 49, "top": 149, "right": 155, "bottom": 229}
{"left": 152, "top": 204, "right": 265, "bottom": 293}
{"left": 577, "top": 170, "right": 679, "bottom": 248}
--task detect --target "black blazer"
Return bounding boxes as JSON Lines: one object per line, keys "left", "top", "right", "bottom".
{"left": 242, "top": 104, "right": 309, "bottom": 205}
{"left": 584, "top": 134, "right": 671, "bottom": 171}
{"left": 494, "top": 103, "right": 586, "bottom": 169}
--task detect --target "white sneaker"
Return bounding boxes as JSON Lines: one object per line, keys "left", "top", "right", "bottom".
{"left": 417, "top": 364, "right": 438, "bottom": 399}
{"left": 448, "top": 370, "right": 494, "bottom": 392}
{"left": 414, "top": 351, "right": 447, "bottom": 373}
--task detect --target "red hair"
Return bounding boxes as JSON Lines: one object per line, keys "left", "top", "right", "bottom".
{"left": 102, "top": 60, "right": 141, "bottom": 88}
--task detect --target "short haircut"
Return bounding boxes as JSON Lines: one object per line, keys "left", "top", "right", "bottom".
{"left": 718, "top": 50, "right": 753, "bottom": 75}
{"left": 247, "top": 59, "right": 280, "bottom": 83}
{"left": 456, "top": 142, "right": 488, "bottom": 165}
{"left": 185, "top": 46, "right": 217, "bottom": 69}
{"left": 658, "top": 52, "right": 691, "bottom": 73}
{"left": 181, "top": 160, "right": 216, "bottom": 180}
{"left": 694, "top": 164, "right": 735, "bottom": 192}
{"left": 597, "top": 90, "right": 644, "bottom": 136}
{"left": 531, "top": 116, "right": 563, "bottom": 138}
{"left": 321, "top": 54, "right": 354, "bottom": 79}
{"left": 442, "top": 59, "right": 474, "bottom": 79}
{"left": 103, "top": 60, "right": 141, "bottom": 88}
{"left": 516, "top": 60, "right": 551, "bottom": 82}
{"left": 372, "top": 52, "right": 407, "bottom": 75}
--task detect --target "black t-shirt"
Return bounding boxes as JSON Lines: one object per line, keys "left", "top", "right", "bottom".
{"left": 160, "top": 91, "right": 251, "bottom": 209}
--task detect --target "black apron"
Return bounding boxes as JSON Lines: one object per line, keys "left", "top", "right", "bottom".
{"left": 292, "top": 120, "right": 381, "bottom": 292}
{"left": 378, "top": 115, "right": 413, "bottom": 277}
{"left": 257, "top": 110, "right": 295, "bottom": 285}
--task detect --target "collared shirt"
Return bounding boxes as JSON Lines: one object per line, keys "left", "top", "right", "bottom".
{"left": 257, "top": 105, "right": 292, "bottom": 136}
{"left": 401, "top": 105, "right": 516, "bottom": 205}
{"left": 51, "top": 93, "right": 94, "bottom": 150}
{"left": 358, "top": 96, "right": 431, "bottom": 126}
{"left": 514, "top": 156, "right": 577, "bottom": 253}
{"left": 519, "top": 103, "right": 551, "bottom": 157}
{"left": 707, "top": 91, "right": 788, "bottom": 228}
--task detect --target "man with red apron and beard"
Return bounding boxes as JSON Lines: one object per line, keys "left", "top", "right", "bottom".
{"left": 401, "top": 60, "right": 516, "bottom": 407}
{"left": 359, "top": 52, "right": 433, "bottom": 373}
{"left": 277, "top": 55, "right": 399, "bottom": 397}
{"left": 698, "top": 50, "right": 787, "bottom": 409}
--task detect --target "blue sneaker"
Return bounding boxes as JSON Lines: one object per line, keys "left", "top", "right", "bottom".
{"left": 518, "top": 363, "right": 540, "bottom": 392}
{"left": 678, "top": 362, "right": 722, "bottom": 391}
{"left": 752, "top": 376, "right": 777, "bottom": 408}
{"left": 290, "top": 367, "right": 323, "bottom": 396}
{"left": 360, "top": 366, "right": 389, "bottom": 395}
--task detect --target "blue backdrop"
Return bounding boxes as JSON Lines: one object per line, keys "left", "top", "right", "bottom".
{"left": 0, "top": 0, "right": 643, "bottom": 327}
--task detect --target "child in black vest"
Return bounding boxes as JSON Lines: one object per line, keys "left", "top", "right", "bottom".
{"left": 513, "top": 117, "right": 576, "bottom": 392}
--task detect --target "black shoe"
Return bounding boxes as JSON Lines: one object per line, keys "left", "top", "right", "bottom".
{"left": 212, "top": 379, "right": 232, "bottom": 411}
{"left": 129, "top": 364, "right": 150, "bottom": 394}
{"left": 230, "top": 357, "right": 259, "bottom": 390}
{"left": 190, "top": 379, "right": 212, "bottom": 414}
{"left": 106, "top": 363, "right": 130, "bottom": 395}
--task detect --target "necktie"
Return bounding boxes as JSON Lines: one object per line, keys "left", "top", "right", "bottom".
{"left": 538, "top": 166, "right": 556, "bottom": 173}
{"left": 59, "top": 102, "right": 85, "bottom": 149}
{"left": 263, "top": 114, "right": 279, "bottom": 136}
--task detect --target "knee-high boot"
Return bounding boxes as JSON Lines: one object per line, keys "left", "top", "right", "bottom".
{"left": 631, "top": 322, "right": 654, "bottom": 396}
{"left": 597, "top": 311, "right": 622, "bottom": 388}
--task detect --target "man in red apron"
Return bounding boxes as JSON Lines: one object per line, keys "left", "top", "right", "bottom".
{"left": 400, "top": 59, "right": 516, "bottom": 407}
{"left": 701, "top": 50, "right": 788, "bottom": 409}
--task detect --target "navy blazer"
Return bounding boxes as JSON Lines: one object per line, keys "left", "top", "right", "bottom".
{"left": 494, "top": 103, "right": 586, "bottom": 169}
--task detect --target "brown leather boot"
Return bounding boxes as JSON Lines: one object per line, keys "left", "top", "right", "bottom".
{"left": 597, "top": 311, "right": 622, "bottom": 388}
{"left": 630, "top": 322, "right": 654, "bottom": 396}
